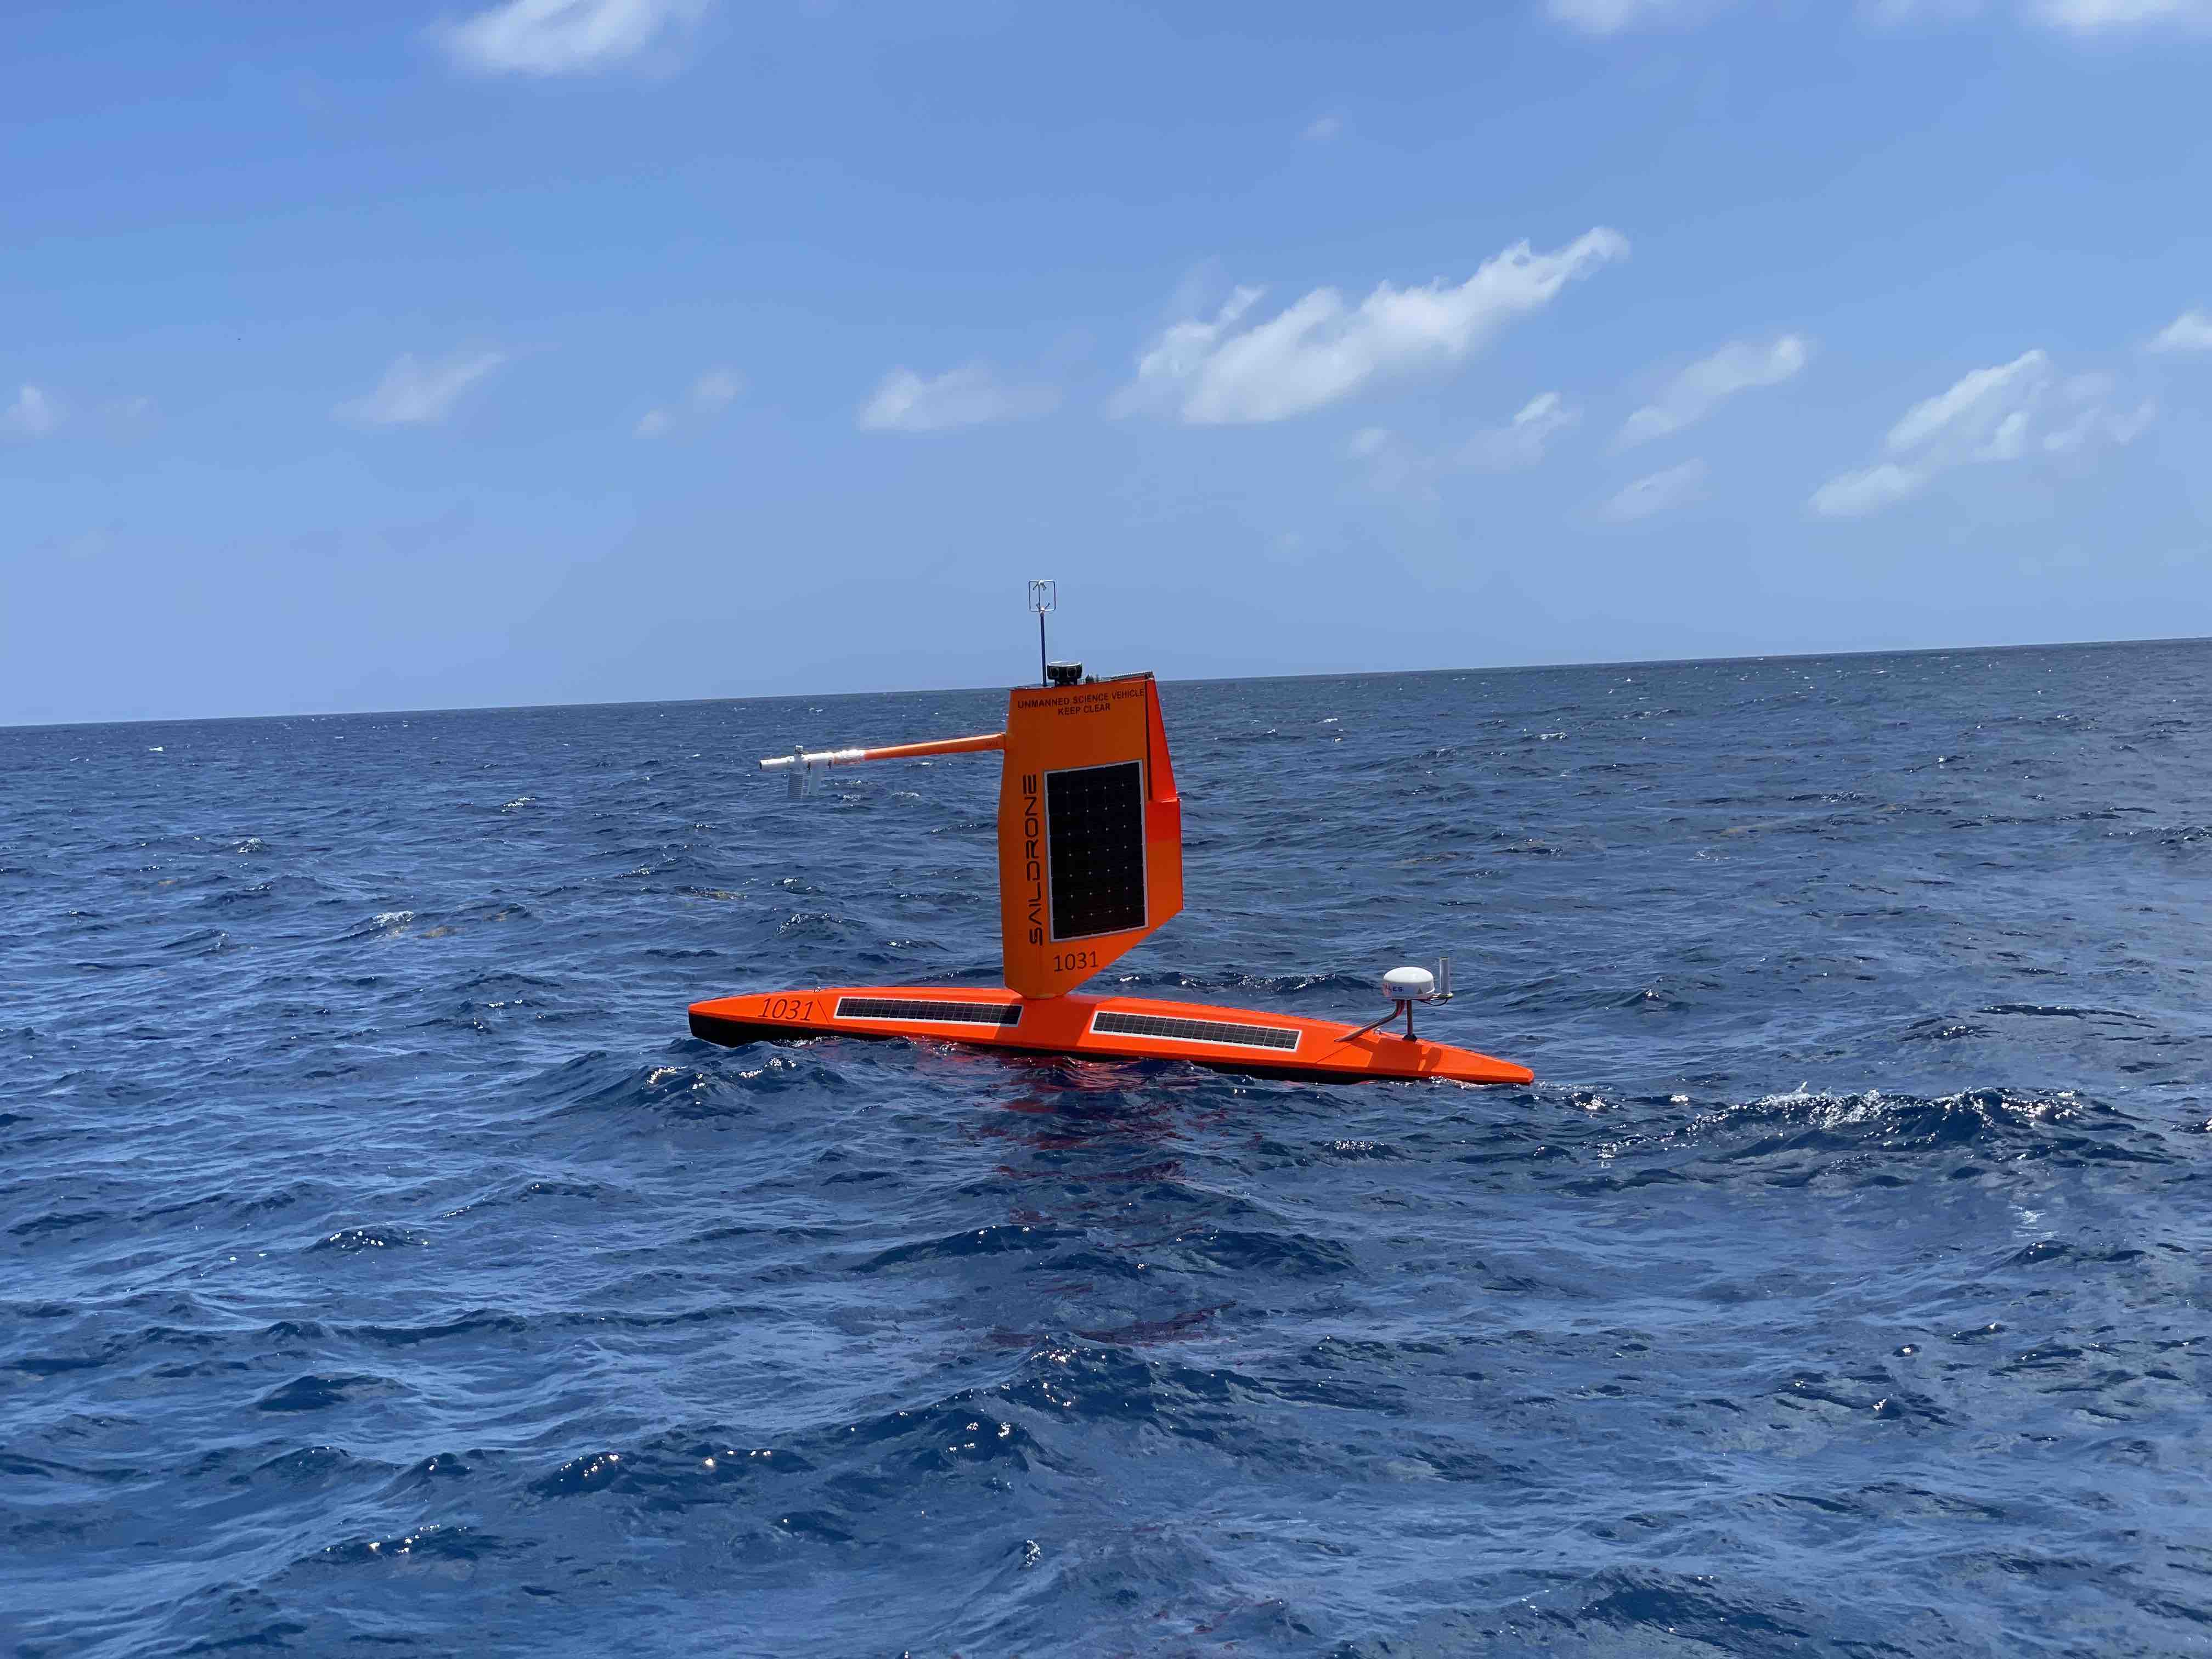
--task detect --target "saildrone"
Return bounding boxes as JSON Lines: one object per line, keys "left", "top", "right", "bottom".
{"left": 687, "top": 585, "right": 1532, "bottom": 1085}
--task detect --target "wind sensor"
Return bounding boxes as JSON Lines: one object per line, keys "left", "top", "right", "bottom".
{"left": 695, "top": 586, "right": 1532, "bottom": 1085}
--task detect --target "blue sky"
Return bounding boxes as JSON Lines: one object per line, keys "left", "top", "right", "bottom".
{"left": 4, "top": 0, "right": 2210, "bottom": 725}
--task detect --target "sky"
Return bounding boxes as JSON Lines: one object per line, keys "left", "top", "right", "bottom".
{"left": 4, "top": 0, "right": 2210, "bottom": 726}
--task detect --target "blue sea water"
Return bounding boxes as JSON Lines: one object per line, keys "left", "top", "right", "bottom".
{"left": 4, "top": 640, "right": 2209, "bottom": 1658}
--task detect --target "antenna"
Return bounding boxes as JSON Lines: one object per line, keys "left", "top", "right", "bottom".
{"left": 1028, "top": 579, "right": 1056, "bottom": 688}
{"left": 1344, "top": 958, "right": 1455, "bottom": 1042}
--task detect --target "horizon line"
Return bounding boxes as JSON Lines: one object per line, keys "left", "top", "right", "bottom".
{"left": 6, "top": 629, "right": 2209, "bottom": 735}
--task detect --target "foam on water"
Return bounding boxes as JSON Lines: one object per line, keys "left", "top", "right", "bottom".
{"left": 3, "top": 641, "right": 2209, "bottom": 1656}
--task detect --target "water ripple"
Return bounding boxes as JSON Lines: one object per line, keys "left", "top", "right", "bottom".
{"left": 5, "top": 644, "right": 2211, "bottom": 1654}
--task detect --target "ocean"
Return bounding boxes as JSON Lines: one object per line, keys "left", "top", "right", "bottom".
{"left": 4, "top": 640, "right": 2207, "bottom": 1657}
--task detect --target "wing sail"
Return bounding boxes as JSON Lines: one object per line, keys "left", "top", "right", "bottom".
{"left": 997, "top": 673, "right": 1183, "bottom": 998}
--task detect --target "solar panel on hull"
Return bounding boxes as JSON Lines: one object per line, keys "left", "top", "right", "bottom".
{"left": 836, "top": 997, "right": 1022, "bottom": 1027}
{"left": 1091, "top": 1009, "right": 1300, "bottom": 1053}
{"left": 1045, "top": 761, "right": 1146, "bottom": 941}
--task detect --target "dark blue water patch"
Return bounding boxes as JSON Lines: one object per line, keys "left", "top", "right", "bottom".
{"left": 5, "top": 641, "right": 2212, "bottom": 1655}
{"left": 253, "top": 1373, "right": 404, "bottom": 1413}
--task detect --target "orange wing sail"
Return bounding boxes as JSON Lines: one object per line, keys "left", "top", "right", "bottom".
{"left": 996, "top": 673, "right": 1183, "bottom": 998}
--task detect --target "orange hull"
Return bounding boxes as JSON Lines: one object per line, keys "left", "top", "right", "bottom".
{"left": 688, "top": 985, "right": 1532, "bottom": 1086}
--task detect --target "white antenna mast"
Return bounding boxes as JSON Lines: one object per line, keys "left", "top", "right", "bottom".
{"left": 1028, "top": 579, "right": 1056, "bottom": 687}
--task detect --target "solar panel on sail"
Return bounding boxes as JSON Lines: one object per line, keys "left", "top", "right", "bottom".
{"left": 1045, "top": 760, "right": 1147, "bottom": 940}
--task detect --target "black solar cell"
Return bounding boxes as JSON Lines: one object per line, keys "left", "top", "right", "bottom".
{"left": 1045, "top": 761, "right": 1147, "bottom": 940}
{"left": 836, "top": 997, "right": 1022, "bottom": 1027}
{"left": 1091, "top": 1010, "right": 1300, "bottom": 1052}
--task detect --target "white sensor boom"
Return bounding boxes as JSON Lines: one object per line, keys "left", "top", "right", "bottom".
{"left": 761, "top": 746, "right": 867, "bottom": 798}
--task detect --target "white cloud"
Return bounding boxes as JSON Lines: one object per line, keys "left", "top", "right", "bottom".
{"left": 2028, "top": 0, "right": 2212, "bottom": 31}
{"left": 858, "top": 363, "right": 1060, "bottom": 433}
{"left": 1884, "top": 349, "right": 2050, "bottom": 458}
{"left": 2040, "top": 374, "right": 2155, "bottom": 454}
{"left": 1114, "top": 285, "right": 1261, "bottom": 415}
{"left": 1811, "top": 348, "right": 2154, "bottom": 517}
{"left": 631, "top": 368, "right": 738, "bottom": 437}
{"left": 691, "top": 368, "right": 742, "bottom": 411}
{"left": 335, "top": 349, "right": 506, "bottom": 427}
{"left": 1346, "top": 426, "right": 1428, "bottom": 497}
{"left": 1618, "top": 334, "right": 1810, "bottom": 447}
{"left": 1600, "top": 458, "right": 1708, "bottom": 522}
{"left": 1348, "top": 392, "right": 1583, "bottom": 498}
{"left": 3, "top": 384, "right": 60, "bottom": 438}
{"left": 1810, "top": 349, "right": 2047, "bottom": 515}
{"left": 1115, "top": 230, "right": 1629, "bottom": 426}
{"left": 2043, "top": 396, "right": 2156, "bottom": 453}
{"left": 1546, "top": 0, "right": 1725, "bottom": 32}
{"left": 435, "top": 0, "right": 709, "bottom": 75}
{"left": 1461, "top": 391, "right": 1581, "bottom": 471}
{"left": 1860, "top": 0, "right": 1987, "bottom": 22}
{"left": 1810, "top": 461, "right": 1926, "bottom": 517}
{"left": 2109, "top": 400, "right": 2158, "bottom": 444}
{"left": 1558, "top": 0, "right": 2212, "bottom": 32}
{"left": 2150, "top": 309, "right": 2212, "bottom": 353}
{"left": 1304, "top": 114, "right": 1344, "bottom": 140}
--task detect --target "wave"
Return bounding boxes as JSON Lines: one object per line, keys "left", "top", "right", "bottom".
{"left": 1549, "top": 1085, "right": 2173, "bottom": 1194}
